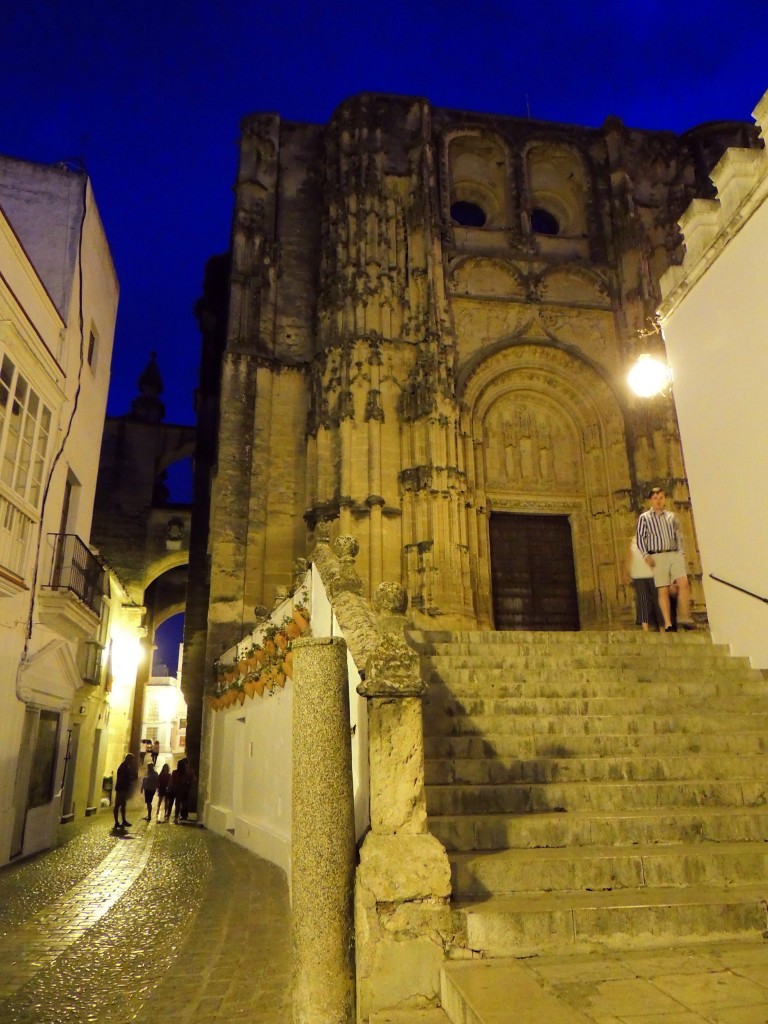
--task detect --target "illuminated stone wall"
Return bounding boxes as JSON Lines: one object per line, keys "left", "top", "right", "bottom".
{"left": 199, "top": 95, "right": 759, "bottom": 657}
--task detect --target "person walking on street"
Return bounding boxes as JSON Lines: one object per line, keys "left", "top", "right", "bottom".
{"left": 623, "top": 536, "right": 664, "bottom": 632}
{"left": 141, "top": 763, "right": 158, "bottom": 821}
{"left": 170, "top": 759, "right": 195, "bottom": 823}
{"left": 151, "top": 739, "right": 160, "bottom": 765}
{"left": 636, "top": 486, "right": 696, "bottom": 632}
{"left": 156, "top": 763, "right": 171, "bottom": 821}
{"left": 113, "top": 753, "right": 137, "bottom": 829}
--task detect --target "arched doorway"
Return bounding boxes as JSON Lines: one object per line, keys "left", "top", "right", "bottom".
{"left": 461, "top": 343, "right": 635, "bottom": 629}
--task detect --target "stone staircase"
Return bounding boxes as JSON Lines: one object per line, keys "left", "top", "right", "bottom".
{"left": 412, "top": 629, "right": 768, "bottom": 1022}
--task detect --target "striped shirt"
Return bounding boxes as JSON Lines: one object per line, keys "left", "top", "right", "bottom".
{"left": 636, "top": 508, "right": 683, "bottom": 556}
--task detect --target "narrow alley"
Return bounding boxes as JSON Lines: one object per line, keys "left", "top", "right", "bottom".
{"left": 0, "top": 787, "right": 291, "bottom": 1024}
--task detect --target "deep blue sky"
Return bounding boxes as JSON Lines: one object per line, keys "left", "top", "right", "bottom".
{"left": 3, "top": 1, "right": 767, "bottom": 426}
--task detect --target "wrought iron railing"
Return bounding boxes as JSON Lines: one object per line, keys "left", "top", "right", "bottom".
{"left": 46, "top": 533, "right": 107, "bottom": 616}
{"left": 709, "top": 574, "right": 768, "bottom": 606}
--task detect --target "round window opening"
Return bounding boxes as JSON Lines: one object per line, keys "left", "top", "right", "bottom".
{"left": 530, "top": 207, "right": 560, "bottom": 236}
{"left": 451, "top": 200, "right": 487, "bottom": 228}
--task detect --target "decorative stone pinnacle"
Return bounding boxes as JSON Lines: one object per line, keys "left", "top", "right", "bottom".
{"left": 373, "top": 582, "right": 408, "bottom": 616}
{"left": 253, "top": 605, "right": 269, "bottom": 623}
{"left": 330, "top": 534, "right": 363, "bottom": 597}
{"left": 315, "top": 521, "right": 331, "bottom": 545}
{"left": 333, "top": 535, "right": 359, "bottom": 561}
{"left": 359, "top": 580, "right": 423, "bottom": 698}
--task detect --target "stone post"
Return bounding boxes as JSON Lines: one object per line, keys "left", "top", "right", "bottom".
{"left": 355, "top": 583, "right": 453, "bottom": 1021}
{"left": 292, "top": 636, "right": 356, "bottom": 1024}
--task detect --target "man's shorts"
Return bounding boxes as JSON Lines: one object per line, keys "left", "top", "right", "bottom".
{"left": 652, "top": 550, "right": 686, "bottom": 588}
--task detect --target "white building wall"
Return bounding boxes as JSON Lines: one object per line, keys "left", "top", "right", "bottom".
{"left": 658, "top": 90, "right": 768, "bottom": 667}
{"left": 0, "top": 158, "right": 118, "bottom": 862}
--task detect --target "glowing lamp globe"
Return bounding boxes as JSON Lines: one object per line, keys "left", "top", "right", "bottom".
{"left": 627, "top": 354, "right": 670, "bottom": 397}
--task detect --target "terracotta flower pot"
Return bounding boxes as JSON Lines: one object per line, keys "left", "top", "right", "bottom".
{"left": 284, "top": 620, "right": 302, "bottom": 640}
{"left": 274, "top": 671, "right": 286, "bottom": 688}
{"left": 237, "top": 690, "right": 246, "bottom": 705}
{"left": 283, "top": 651, "right": 294, "bottom": 677}
{"left": 244, "top": 680, "right": 256, "bottom": 698}
{"left": 253, "top": 648, "right": 266, "bottom": 666}
{"left": 275, "top": 632, "right": 289, "bottom": 651}
{"left": 293, "top": 609, "right": 309, "bottom": 632}
{"left": 263, "top": 639, "right": 276, "bottom": 657}
{"left": 254, "top": 678, "right": 266, "bottom": 697}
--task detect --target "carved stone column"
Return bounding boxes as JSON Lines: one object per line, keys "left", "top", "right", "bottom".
{"left": 355, "top": 583, "right": 452, "bottom": 1021}
{"left": 291, "top": 636, "right": 356, "bottom": 1024}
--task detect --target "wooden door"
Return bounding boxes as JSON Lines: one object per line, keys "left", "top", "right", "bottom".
{"left": 490, "top": 513, "right": 579, "bottom": 630}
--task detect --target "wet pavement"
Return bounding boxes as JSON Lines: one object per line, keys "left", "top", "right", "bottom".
{"left": 0, "top": 792, "right": 291, "bottom": 1023}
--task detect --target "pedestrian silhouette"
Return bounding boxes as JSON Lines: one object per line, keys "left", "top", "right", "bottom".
{"left": 141, "top": 763, "right": 159, "bottom": 821}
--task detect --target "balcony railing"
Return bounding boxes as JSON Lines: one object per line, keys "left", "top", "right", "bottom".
{"left": 45, "top": 534, "right": 107, "bottom": 617}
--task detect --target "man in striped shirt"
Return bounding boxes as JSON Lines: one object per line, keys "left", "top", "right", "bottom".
{"left": 636, "top": 486, "right": 695, "bottom": 632}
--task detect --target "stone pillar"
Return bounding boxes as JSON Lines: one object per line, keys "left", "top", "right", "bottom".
{"left": 292, "top": 636, "right": 356, "bottom": 1024}
{"left": 355, "top": 583, "right": 453, "bottom": 1021}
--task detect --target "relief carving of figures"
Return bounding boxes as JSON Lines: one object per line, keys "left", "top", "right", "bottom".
{"left": 486, "top": 398, "right": 580, "bottom": 491}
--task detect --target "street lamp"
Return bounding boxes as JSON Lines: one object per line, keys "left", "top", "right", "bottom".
{"left": 627, "top": 353, "right": 672, "bottom": 398}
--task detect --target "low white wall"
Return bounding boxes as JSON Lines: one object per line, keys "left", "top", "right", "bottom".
{"left": 207, "top": 679, "right": 293, "bottom": 873}
{"left": 204, "top": 568, "right": 370, "bottom": 876}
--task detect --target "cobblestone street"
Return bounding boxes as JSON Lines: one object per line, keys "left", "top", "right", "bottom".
{"left": 0, "top": 795, "right": 292, "bottom": 1024}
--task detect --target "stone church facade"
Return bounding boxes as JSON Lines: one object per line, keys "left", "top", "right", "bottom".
{"left": 198, "top": 94, "right": 758, "bottom": 668}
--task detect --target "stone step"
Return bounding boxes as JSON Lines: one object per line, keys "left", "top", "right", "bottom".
{"left": 424, "top": 731, "right": 768, "bottom": 759}
{"left": 424, "top": 693, "right": 768, "bottom": 719}
{"left": 425, "top": 778, "right": 768, "bottom": 816}
{"left": 429, "top": 806, "right": 768, "bottom": 852}
{"left": 449, "top": 841, "right": 768, "bottom": 897}
{"left": 423, "top": 671, "right": 767, "bottom": 695}
{"left": 409, "top": 629, "right": 717, "bottom": 648}
{"left": 441, "top": 959, "right": 595, "bottom": 1024}
{"left": 370, "top": 1011, "right": 450, "bottom": 1024}
{"left": 423, "top": 653, "right": 748, "bottom": 673}
{"left": 454, "top": 884, "right": 768, "bottom": 957}
{"left": 423, "top": 711, "right": 768, "bottom": 738}
{"left": 425, "top": 752, "right": 768, "bottom": 785}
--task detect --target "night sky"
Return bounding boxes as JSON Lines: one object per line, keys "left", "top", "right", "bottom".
{"left": 4, "top": 1, "right": 767, "bottom": 669}
{"left": 4, "top": 1, "right": 767, "bottom": 424}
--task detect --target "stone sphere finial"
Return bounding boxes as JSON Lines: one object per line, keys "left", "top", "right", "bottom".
{"left": 253, "top": 605, "right": 269, "bottom": 623}
{"left": 334, "top": 535, "right": 359, "bottom": 561}
{"left": 373, "top": 582, "right": 408, "bottom": 616}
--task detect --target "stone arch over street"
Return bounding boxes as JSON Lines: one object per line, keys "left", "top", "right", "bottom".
{"left": 461, "top": 342, "right": 635, "bottom": 629}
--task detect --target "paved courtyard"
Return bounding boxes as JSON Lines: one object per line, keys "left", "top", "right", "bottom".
{"left": 0, "top": 793, "right": 291, "bottom": 1024}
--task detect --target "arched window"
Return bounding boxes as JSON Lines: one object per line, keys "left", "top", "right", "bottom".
{"left": 447, "top": 133, "right": 509, "bottom": 229}
{"left": 451, "top": 200, "right": 487, "bottom": 227}
{"left": 530, "top": 207, "right": 560, "bottom": 236}
{"left": 525, "top": 143, "right": 588, "bottom": 238}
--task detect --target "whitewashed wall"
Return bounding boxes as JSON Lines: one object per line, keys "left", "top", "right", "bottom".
{"left": 659, "top": 95, "right": 768, "bottom": 667}
{"left": 204, "top": 569, "right": 370, "bottom": 876}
